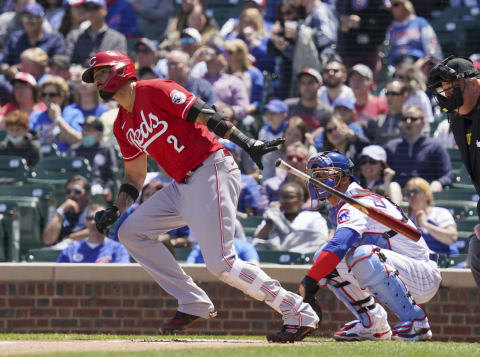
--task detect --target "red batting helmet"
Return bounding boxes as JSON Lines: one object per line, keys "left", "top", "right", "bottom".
{"left": 82, "top": 50, "right": 136, "bottom": 95}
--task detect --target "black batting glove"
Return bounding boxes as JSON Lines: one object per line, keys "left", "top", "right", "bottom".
{"left": 95, "top": 206, "right": 120, "bottom": 234}
{"left": 244, "top": 137, "right": 285, "bottom": 170}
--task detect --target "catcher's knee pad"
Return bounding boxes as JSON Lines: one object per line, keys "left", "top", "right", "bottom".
{"left": 347, "top": 245, "right": 426, "bottom": 322}
{"left": 219, "top": 259, "right": 268, "bottom": 302}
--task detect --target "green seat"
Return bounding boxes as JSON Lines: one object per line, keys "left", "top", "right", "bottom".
{"left": 452, "top": 165, "right": 475, "bottom": 189}
{"left": 0, "top": 196, "right": 43, "bottom": 257}
{"left": 447, "top": 254, "right": 469, "bottom": 268}
{"left": 0, "top": 130, "right": 6, "bottom": 141}
{"left": 434, "top": 189, "right": 479, "bottom": 202}
{"left": 436, "top": 200, "right": 477, "bottom": 220}
{"left": 437, "top": 253, "right": 449, "bottom": 268}
{"left": 26, "top": 248, "right": 61, "bottom": 262}
{"left": 455, "top": 218, "right": 478, "bottom": 233}
{"left": 257, "top": 250, "right": 304, "bottom": 265}
{"left": 0, "top": 201, "right": 20, "bottom": 261}
{"left": 0, "top": 215, "right": 6, "bottom": 262}
{"left": 28, "top": 156, "right": 92, "bottom": 184}
{"left": 456, "top": 234, "right": 472, "bottom": 254}
{"left": 40, "top": 142, "right": 62, "bottom": 158}
{"left": 238, "top": 216, "right": 263, "bottom": 238}
{"left": 174, "top": 247, "right": 192, "bottom": 262}
{"left": 0, "top": 156, "right": 29, "bottom": 184}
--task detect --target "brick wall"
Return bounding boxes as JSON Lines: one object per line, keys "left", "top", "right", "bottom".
{"left": 0, "top": 264, "right": 478, "bottom": 342}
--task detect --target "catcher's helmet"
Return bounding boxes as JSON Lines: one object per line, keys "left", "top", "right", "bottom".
{"left": 306, "top": 151, "right": 355, "bottom": 201}
{"left": 427, "top": 56, "right": 479, "bottom": 113}
{"left": 82, "top": 50, "right": 136, "bottom": 99}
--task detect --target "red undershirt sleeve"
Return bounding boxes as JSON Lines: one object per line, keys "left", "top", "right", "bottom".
{"left": 306, "top": 250, "right": 341, "bottom": 282}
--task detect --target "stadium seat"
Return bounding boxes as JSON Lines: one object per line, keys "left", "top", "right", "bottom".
{"left": 455, "top": 218, "right": 478, "bottom": 233}
{"left": 238, "top": 215, "right": 263, "bottom": 238}
{"left": 0, "top": 201, "right": 20, "bottom": 261}
{"left": 0, "top": 215, "right": 6, "bottom": 262}
{"left": 0, "top": 130, "right": 6, "bottom": 141}
{"left": 456, "top": 232, "right": 472, "bottom": 254}
{"left": 0, "top": 156, "right": 29, "bottom": 184}
{"left": 452, "top": 165, "right": 475, "bottom": 189}
{"left": 447, "top": 254, "right": 469, "bottom": 268}
{"left": 174, "top": 247, "right": 192, "bottom": 262}
{"left": 256, "top": 250, "right": 304, "bottom": 265}
{"left": 433, "top": 188, "right": 479, "bottom": 202}
{"left": 26, "top": 248, "right": 60, "bottom": 262}
{"left": 436, "top": 200, "right": 477, "bottom": 220}
{"left": 447, "top": 148, "right": 464, "bottom": 171}
{"left": 40, "top": 142, "right": 62, "bottom": 158}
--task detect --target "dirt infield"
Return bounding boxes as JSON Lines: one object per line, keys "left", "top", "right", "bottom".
{"left": 0, "top": 339, "right": 275, "bottom": 355}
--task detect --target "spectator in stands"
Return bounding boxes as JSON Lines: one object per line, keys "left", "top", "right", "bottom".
{"left": 368, "top": 79, "right": 409, "bottom": 145}
{"left": 285, "top": 67, "right": 332, "bottom": 132}
{"left": 202, "top": 44, "right": 250, "bottom": 121}
{"left": 67, "top": 77, "right": 110, "bottom": 119}
{"left": 105, "top": 0, "right": 137, "bottom": 38}
{"left": 43, "top": 175, "right": 90, "bottom": 246}
{"left": 433, "top": 118, "right": 457, "bottom": 149}
{"left": 48, "top": 54, "right": 72, "bottom": 82}
{"left": 179, "top": 27, "right": 203, "bottom": 57}
{"left": 221, "top": 0, "right": 267, "bottom": 39}
{"left": 0, "top": 109, "right": 41, "bottom": 166}
{"left": 58, "top": 0, "right": 89, "bottom": 38}
{"left": 19, "top": 47, "right": 49, "bottom": 83}
{"left": 385, "top": 0, "right": 443, "bottom": 66}
{"left": 166, "top": 50, "right": 216, "bottom": 106}
{"left": 284, "top": 114, "right": 317, "bottom": 157}
{"left": 349, "top": 64, "right": 388, "bottom": 122}
{"left": 321, "top": 114, "right": 370, "bottom": 164}
{"left": 69, "top": 115, "right": 117, "bottom": 202}
{"left": 137, "top": 66, "right": 159, "bottom": 81}
{"left": 224, "top": 39, "right": 264, "bottom": 115}
{"left": 253, "top": 181, "right": 329, "bottom": 254}
{"left": 57, "top": 203, "right": 130, "bottom": 263}
{"left": 186, "top": 3, "right": 220, "bottom": 45}
{"left": 392, "top": 62, "right": 434, "bottom": 125}
{"left": 258, "top": 141, "right": 310, "bottom": 214}
{"left": 0, "top": 0, "right": 53, "bottom": 50}
{"left": 41, "top": 0, "right": 65, "bottom": 32}
{"left": 129, "top": 0, "right": 173, "bottom": 39}
{"left": 318, "top": 58, "right": 356, "bottom": 108}
{"left": 29, "top": 75, "right": 84, "bottom": 153}
{"left": 66, "top": 0, "right": 127, "bottom": 67}
{"left": 386, "top": 105, "right": 452, "bottom": 191}
{"left": 356, "top": 145, "right": 400, "bottom": 204}
{"left": 336, "top": 0, "right": 391, "bottom": 72}
{"left": 405, "top": 177, "right": 459, "bottom": 256}
{"left": 133, "top": 38, "right": 157, "bottom": 71}
{"left": 1, "top": 2, "right": 65, "bottom": 69}
{"left": 0, "top": 72, "right": 46, "bottom": 129}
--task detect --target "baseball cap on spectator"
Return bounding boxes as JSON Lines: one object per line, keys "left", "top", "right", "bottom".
{"left": 350, "top": 64, "right": 373, "bottom": 81}
{"left": 359, "top": 145, "right": 387, "bottom": 163}
{"left": 83, "top": 0, "right": 106, "bottom": 8}
{"left": 297, "top": 68, "right": 323, "bottom": 84}
{"left": 247, "top": 0, "right": 266, "bottom": 6}
{"left": 138, "top": 66, "right": 160, "bottom": 79}
{"left": 181, "top": 28, "right": 202, "bottom": 44}
{"left": 265, "top": 99, "right": 288, "bottom": 114}
{"left": 68, "top": 0, "right": 85, "bottom": 6}
{"left": 22, "top": 2, "right": 45, "bottom": 17}
{"left": 333, "top": 97, "right": 355, "bottom": 111}
{"left": 12, "top": 72, "right": 37, "bottom": 87}
{"left": 134, "top": 38, "right": 157, "bottom": 53}
{"left": 81, "top": 116, "right": 104, "bottom": 132}
{"left": 50, "top": 54, "right": 71, "bottom": 70}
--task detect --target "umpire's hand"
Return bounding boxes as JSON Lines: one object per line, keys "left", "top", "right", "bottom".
{"left": 244, "top": 138, "right": 285, "bottom": 170}
{"left": 95, "top": 206, "right": 120, "bottom": 234}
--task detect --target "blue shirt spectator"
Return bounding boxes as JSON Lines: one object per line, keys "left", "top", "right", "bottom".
{"left": 238, "top": 173, "right": 261, "bottom": 215}
{"left": 187, "top": 239, "right": 259, "bottom": 264}
{"left": 106, "top": 0, "right": 137, "bottom": 37}
{"left": 57, "top": 237, "right": 130, "bottom": 263}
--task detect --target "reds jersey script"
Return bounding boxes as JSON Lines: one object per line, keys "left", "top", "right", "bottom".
{"left": 335, "top": 182, "right": 431, "bottom": 261}
{"left": 113, "top": 79, "right": 223, "bottom": 182}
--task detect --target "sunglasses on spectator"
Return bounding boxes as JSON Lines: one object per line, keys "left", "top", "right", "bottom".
{"left": 21, "top": 14, "right": 41, "bottom": 22}
{"left": 286, "top": 154, "right": 306, "bottom": 162}
{"left": 65, "top": 188, "right": 84, "bottom": 195}
{"left": 86, "top": 216, "right": 95, "bottom": 221}
{"left": 180, "top": 37, "right": 196, "bottom": 45}
{"left": 83, "top": 4, "right": 101, "bottom": 11}
{"left": 322, "top": 68, "right": 341, "bottom": 74}
{"left": 360, "top": 158, "right": 379, "bottom": 165}
{"left": 392, "top": 73, "right": 406, "bottom": 80}
{"left": 392, "top": 2, "right": 402, "bottom": 8}
{"left": 385, "top": 90, "right": 403, "bottom": 96}
{"left": 226, "top": 49, "right": 242, "bottom": 55}
{"left": 135, "top": 47, "right": 151, "bottom": 54}
{"left": 401, "top": 116, "right": 423, "bottom": 122}
{"left": 404, "top": 188, "right": 421, "bottom": 197}
{"left": 41, "top": 91, "right": 61, "bottom": 98}
{"left": 325, "top": 126, "right": 337, "bottom": 134}
{"left": 282, "top": 10, "right": 294, "bottom": 16}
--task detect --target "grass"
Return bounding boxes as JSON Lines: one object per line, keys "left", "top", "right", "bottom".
{"left": 1, "top": 334, "right": 479, "bottom": 357}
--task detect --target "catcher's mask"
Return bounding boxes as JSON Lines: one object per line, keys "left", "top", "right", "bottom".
{"left": 306, "top": 151, "right": 356, "bottom": 207}
{"left": 427, "top": 55, "right": 479, "bottom": 113}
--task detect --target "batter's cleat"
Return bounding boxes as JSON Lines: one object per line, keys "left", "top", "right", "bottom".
{"left": 334, "top": 320, "right": 392, "bottom": 341}
{"left": 266, "top": 325, "right": 316, "bottom": 343}
{"left": 158, "top": 311, "right": 204, "bottom": 335}
{"left": 391, "top": 318, "right": 432, "bottom": 341}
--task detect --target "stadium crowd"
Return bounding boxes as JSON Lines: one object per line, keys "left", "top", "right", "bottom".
{"left": 0, "top": 0, "right": 478, "bottom": 269}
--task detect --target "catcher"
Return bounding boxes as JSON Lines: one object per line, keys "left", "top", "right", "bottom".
{"left": 299, "top": 151, "right": 441, "bottom": 341}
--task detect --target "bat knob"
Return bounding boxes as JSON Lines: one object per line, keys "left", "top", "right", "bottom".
{"left": 275, "top": 159, "right": 282, "bottom": 167}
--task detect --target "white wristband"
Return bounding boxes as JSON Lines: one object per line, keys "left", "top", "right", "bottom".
{"left": 56, "top": 207, "right": 65, "bottom": 219}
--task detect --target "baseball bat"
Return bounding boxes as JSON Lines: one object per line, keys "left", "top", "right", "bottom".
{"left": 275, "top": 159, "right": 421, "bottom": 242}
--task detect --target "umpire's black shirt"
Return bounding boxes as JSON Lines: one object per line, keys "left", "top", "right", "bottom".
{"left": 449, "top": 98, "right": 480, "bottom": 216}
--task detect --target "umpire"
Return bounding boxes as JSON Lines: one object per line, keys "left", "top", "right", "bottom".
{"left": 428, "top": 56, "right": 480, "bottom": 287}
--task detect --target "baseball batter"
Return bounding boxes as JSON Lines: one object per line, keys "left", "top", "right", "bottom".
{"left": 82, "top": 50, "right": 319, "bottom": 343}
{"left": 299, "top": 151, "right": 441, "bottom": 341}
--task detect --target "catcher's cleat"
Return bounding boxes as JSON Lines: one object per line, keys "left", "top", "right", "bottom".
{"left": 391, "top": 318, "right": 432, "bottom": 341}
{"left": 158, "top": 311, "right": 205, "bottom": 335}
{"left": 334, "top": 320, "right": 392, "bottom": 341}
{"left": 266, "top": 325, "right": 316, "bottom": 343}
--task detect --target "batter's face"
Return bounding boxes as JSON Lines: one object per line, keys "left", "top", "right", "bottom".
{"left": 93, "top": 67, "right": 110, "bottom": 91}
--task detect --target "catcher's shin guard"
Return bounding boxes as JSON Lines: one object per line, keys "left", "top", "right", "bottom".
{"left": 346, "top": 245, "right": 426, "bottom": 323}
